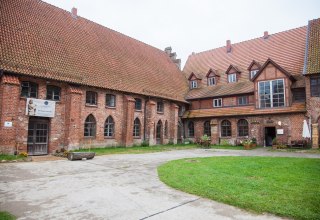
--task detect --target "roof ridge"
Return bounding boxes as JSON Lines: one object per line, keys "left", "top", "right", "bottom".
{"left": 190, "top": 25, "right": 307, "bottom": 57}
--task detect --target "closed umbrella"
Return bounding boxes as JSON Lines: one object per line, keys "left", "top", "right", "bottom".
{"left": 302, "top": 120, "right": 311, "bottom": 138}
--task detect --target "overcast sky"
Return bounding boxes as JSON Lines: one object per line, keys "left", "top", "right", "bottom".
{"left": 43, "top": 0, "right": 319, "bottom": 67}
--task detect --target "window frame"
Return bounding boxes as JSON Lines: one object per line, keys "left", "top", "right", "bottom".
{"left": 221, "top": 120, "right": 231, "bottom": 137}
{"left": 208, "top": 77, "right": 215, "bottom": 86}
{"left": 190, "top": 80, "right": 198, "bottom": 89}
{"left": 188, "top": 121, "right": 194, "bottom": 137}
{"left": 106, "top": 94, "right": 116, "bottom": 108}
{"left": 84, "top": 114, "right": 96, "bottom": 137}
{"left": 310, "top": 75, "right": 320, "bottom": 97}
{"left": 157, "top": 101, "right": 164, "bottom": 113}
{"left": 238, "top": 96, "right": 248, "bottom": 106}
{"left": 204, "top": 121, "right": 211, "bottom": 136}
{"left": 250, "top": 69, "right": 259, "bottom": 79}
{"left": 213, "top": 98, "right": 222, "bottom": 107}
{"left": 104, "top": 116, "right": 115, "bottom": 138}
{"left": 258, "top": 79, "right": 285, "bottom": 108}
{"left": 46, "top": 85, "right": 61, "bottom": 101}
{"left": 135, "top": 98, "right": 142, "bottom": 110}
{"left": 237, "top": 119, "right": 249, "bottom": 137}
{"left": 133, "top": 118, "right": 141, "bottom": 138}
{"left": 228, "top": 73, "right": 237, "bottom": 83}
{"left": 86, "top": 91, "right": 97, "bottom": 106}
{"left": 21, "top": 81, "right": 38, "bottom": 98}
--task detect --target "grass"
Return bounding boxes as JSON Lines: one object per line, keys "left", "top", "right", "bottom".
{"left": 269, "top": 148, "right": 320, "bottom": 154}
{"left": 72, "top": 144, "right": 197, "bottom": 155}
{"left": 211, "top": 145, "right": 245, "bottom": 150}
{"left": 158, "top": 156, "right": 320, "bottom": 220}
{"left": 0, "top": 154, "right": 26, "bottom": 161}
{"left": 0, "top": 211, "right": 16, "bottom": 220}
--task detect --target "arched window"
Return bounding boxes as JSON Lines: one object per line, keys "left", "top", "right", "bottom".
{"left": 156, "top": 120, "right": 162, "bottom": 139}
{"left": 204, "top": 121, "right": 211, "bottom": 136}
{"left": 133, "top": 118, "right": 141, "bottom": 137}
{"left": 238, "top": 119, "right": 248, "bottom": 136}
{"left": 164, "top": 120, "right": 168, "bottom": 138}
{"left": 188, "top": 121, "right": 194, "bottom": 137}
{"left": 221, "top": 120, "right": 231, "bottom": 137}
{"left": 104, "top": 116, "right": 114, "bottom": 137}
{"left": 84, "top": 114, "right": 96, "bottom": 137}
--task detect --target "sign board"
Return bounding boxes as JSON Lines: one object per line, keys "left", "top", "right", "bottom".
{"left": 277, "top": 129, "right": 284, "bottom": 135}
{"left": 26, "top": 98, "right": 55, "bottom": 118}
{"left": 4, "top": 121, "right": 13, "bottom": 127}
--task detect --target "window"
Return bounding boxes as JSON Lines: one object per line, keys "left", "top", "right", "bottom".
{"left": 86, "top": 91, "right": 97, "bottom": 105}
{"left": 104, "top": 116, "right": 114, "bottom": 137}
{"left": 84, "top": 114, "right": 96, "bottom": 137}
{"left": 310, "top": 76, "right": 320, "bottom": 97}
{"left": 221, "top": 120, "right": 231, "bottom": 137}
{"left": 250, "top": 70, "right": 259, "bottom": 79}
{"left": 188, "top": 121, "right": 194, "bottom": 137}
{"left": 213, "top": 98, "right": 222, "bottom": 107}
{"left": 204, "top": 121, "right": 211, "bottom": 136}
{"left": 164, "top": 120, "right": 168, "bottom": 138}
{"left": 133, "top": 118, "right": 141, "bottom": 137}
{"left": 157, "top": 101, "right": 164, "bottom": 113}
{"left": 293, "top": 89, "right": 306, "bottom": 102}
{"left": 46, "top": 85, "right": 61, "bottom": 101}
{"left": 106, "top": 94, "right": 116, "bottom": 107}
{"left": 237, "top": 119, "right": 248, "bottom": 136}
{"left": 259, "top": 79, "right": 285, "bottom": 108}
{"left": 190, "top": 80, "right": 197, "bottom": 89}
{"left": 21, "top": 81, "right": 38, "bottom": 98}
{"left": 238, "top": 96, "right": 248, "bottom": 106}
{"left": 228, "top": 73, "right": 237, "bottom": 83}
{"left": 208, "top": 77, "right": 215, "bottom": 86}
{"left": 135, "top": 98, "right": 142, "bottom": 110}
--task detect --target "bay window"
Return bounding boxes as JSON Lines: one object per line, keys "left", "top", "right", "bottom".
{"left": 259, "top": 79, "right": 285, "bottom": 108}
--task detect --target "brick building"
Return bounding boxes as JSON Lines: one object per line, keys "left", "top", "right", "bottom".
{"left": 182, "top": 21, "right": 320, "bottom": 148}
{"left": 0, "top": 0, "right": 319, "bottom": 155}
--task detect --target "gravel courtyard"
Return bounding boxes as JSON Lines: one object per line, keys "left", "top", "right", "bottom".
{"left": 1, "top": 148, "right": 319, "bottom": 220}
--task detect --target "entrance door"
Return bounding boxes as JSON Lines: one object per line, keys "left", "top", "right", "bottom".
{"left": 27, "top": 118, "right": 49, "bottom": 155}
{"left": 265, "top": 127, "right": 276, "bottom": 146}
{"left": 156, "top": 120, "right": 163, "bottom": 145}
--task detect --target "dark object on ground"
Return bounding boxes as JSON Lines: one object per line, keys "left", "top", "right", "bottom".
{"left": 67, "top": 152, "right": 95, "bottom": 161}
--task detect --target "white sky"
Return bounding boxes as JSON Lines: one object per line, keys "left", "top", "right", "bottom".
{"left": 43, "top": 0, "right": 320, "bottom": 67}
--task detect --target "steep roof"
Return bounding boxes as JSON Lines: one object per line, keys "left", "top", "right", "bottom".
{"left": 184, "top": 26, "right": 307, "bottom": 78}
{"left": 305, "top": 18, "right": 320, "bottom": 75}
{"left": 0, "top": 0, "right": 188, "bottom": 102}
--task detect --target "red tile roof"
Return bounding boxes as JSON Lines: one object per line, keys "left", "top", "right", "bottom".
{"left": 183, "top": 103, "right": 306, "bottom": 118}
{"left": 305, "top": 18, "right": 320, "bottom": 75}
{"left": 0, "top": 0, "right": 188, "bottom": 102}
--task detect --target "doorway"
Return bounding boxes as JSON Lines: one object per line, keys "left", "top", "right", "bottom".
{"left": 265, "top": 127, "right": 276, "bottom": 146}
{"left": 156, "top": 120, "right": 163, "bottom": 145}
{"left": 27, "top": 117, "right": 49, "bottom": 155}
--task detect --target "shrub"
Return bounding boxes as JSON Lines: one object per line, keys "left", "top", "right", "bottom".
{"left": 141, "top": 140, "right": 149, "bottom": 147}
{"left": 251, "top": 137, "right": 257, "bottom": 144}
{"left": 220, "top": 139, "right": 230, "bottom": 146}
{"left": 19, "top": 152, "right": 28, "bottom": 157}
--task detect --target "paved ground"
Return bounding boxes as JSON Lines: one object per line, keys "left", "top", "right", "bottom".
{"left": 1, "top": 148, "right": 319, "bottom": 220}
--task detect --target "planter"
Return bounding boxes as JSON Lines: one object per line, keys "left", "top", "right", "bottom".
{"left": 67, "top": 152, "right": 95, "bottom": 161}
{"left": 244, "top": 144, "right": 251, "bottom": 150}
{"left": 251, "top": 143, "right": 257, "bottom": 148}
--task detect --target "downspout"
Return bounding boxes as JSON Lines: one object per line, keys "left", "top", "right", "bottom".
{"left": 143, "top": 97, "right": 150, "bottom": 141}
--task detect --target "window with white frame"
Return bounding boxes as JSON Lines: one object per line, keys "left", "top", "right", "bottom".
{"left": 213, "top": 98, "right": 222, "bottom": 107}
{"left": 190, "top": 80, "right": 197, "bottom": 88}
{"left": 228, "top": 73, "right": 237, "bottom": 83}
{"left": 238, "top": 96, "right": 248, "bottom": 106}
{"left": 250, "top": 70, "right": 259, "bottom": 79}
{"left": 258, "top": 79, "right": 285, "bottom": 108}
{"left": 208, "top": 77, "right": 215, "bottom": 86}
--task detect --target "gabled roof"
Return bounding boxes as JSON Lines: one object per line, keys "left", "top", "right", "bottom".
{"left": 184, "top": 26, "right": 307, "bottom": 78}
{"left": 225, "top": 65, "right": 241, "bottom": 74}
{"left": 205, "top": 68, "right": 220, "bottom": 77}
{"left": 0, "top": 0, "right": 188, "bottom": 102}
{"left": 247, "top": 60, "right": 261, "bottom": 70}
{"left": 188, "top": 72, "right": 202, "bottom": 80}
{"left": 304, "top": 18, "right": 320, "bottom": 75}
{"left": 251, "top": 58, "right": 295, "bottom": 81}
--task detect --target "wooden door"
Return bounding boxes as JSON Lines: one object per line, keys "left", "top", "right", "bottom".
{"left": 27, "top": 118, "right": 49, "bottom": 155}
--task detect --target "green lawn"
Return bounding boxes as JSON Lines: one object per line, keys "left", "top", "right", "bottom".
{"left": 211, "top": 145, "right": 245, "bottom": 150}
{"left": 72, "top": 144, "right": 197, "bottom": 155}
{"left": 0, "top": 154, "right": 26, "bottom": 161}
{"left": 0, "top": 211, "right": 16, "bottom": 220}
{"left": 158, "top": 157, "right": 320, "bottom": 220}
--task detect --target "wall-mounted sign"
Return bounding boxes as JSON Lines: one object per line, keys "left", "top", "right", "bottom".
{"left": 4, "top": 121, "right": 13, "bottom": 127}
{"left": 25, "top": 98, "right": 55, "bottom": 118}
{"left": 277, "top": 129, "right": 284, "bottom": 135}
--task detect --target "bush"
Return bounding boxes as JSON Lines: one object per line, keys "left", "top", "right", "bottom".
{"left": 251, "top": 137, "right": 257, "bottom": 144}
{"left": 141, "top": 140, "right": 149, "bottom": 147}
{"left": 19, "top": 152, "right": 28, "bottom": 157}
{"left": 220, "top": 139, "right": 230, "bottom": 146}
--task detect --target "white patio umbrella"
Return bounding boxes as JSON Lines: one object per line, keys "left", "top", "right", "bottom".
{"left": 302, "top": 120, "right": 311, "bottom": 138}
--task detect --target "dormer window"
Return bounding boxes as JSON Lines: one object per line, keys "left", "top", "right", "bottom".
{"left": 228, "top": 73, "right": 237, "bottom": 83}
{"left": 208, "top": 77, "right": 215, "bottom": 86}
{"left": 190, "top": 80, "right": 198, "bottom": 89}
{"left": 250, "top": 70, "right": 259, "bottom": 79}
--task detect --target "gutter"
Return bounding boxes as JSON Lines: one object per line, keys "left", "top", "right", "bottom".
{"left": 303, "top": 20, "right": 310, "bottom": 75}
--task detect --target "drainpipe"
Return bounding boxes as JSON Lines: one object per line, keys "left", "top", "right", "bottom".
{"left": 143, "top": 97, "right": 150, "bottom": 141}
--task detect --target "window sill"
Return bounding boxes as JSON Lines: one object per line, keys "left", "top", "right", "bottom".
{"left": 85, "top": 104, "right": 98, "bottom": 108}
{"left": 106, "top": 106, "right": 116, "bottom": 109}
{"left": 133, "top": 136, "right": 141, "bottom": 139}
{"left": 157, "top": 111, "right": 164, "bottom": 114}
{"left": 135, "top": 109, "right": 142, "bottom": 112}
{"left": 84, "top": 136, "right": 96, "bottom": 139}
{"left": 104, "top": 136, "right": 115, "bottom": 139}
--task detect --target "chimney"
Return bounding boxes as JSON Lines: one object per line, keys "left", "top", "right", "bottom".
{"left": 164, "top": 47, "right": 181, "bottom": 70}
{"left": 226, "top": 40, "right": 231, "bottom": 53}
{"left": 263, "top": 31, "right": 269, "bottom": 39}
{"left": 164, "top": 47, "right": 172, "bottom": 55}
{"left": 71, "top": 7, "right": 77, "bottom": 18}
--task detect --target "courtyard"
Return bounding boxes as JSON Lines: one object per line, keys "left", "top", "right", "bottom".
{"left": 1, "top": 148, "right": 319, "bottom": 220}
